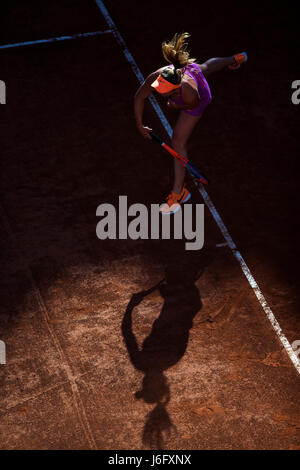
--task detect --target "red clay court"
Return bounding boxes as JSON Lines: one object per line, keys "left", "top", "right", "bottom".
{"left": 0, "top": 0, "right": 299, "bottom": 450}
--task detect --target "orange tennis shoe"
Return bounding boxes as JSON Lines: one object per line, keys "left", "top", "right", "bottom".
{"left": 228, "top": 52, "right": 248, "bottom": 70}
{"left": 160, "top": 184, "right": 191, "bottom": 215}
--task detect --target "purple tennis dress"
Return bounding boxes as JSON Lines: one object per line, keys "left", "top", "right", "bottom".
{"left": 169, "top": 62, "right": 212, "bottom": 116}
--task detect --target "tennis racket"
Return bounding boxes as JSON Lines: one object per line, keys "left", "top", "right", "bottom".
{"left": 149, "top": 131, "right": 209, "bottom": 185}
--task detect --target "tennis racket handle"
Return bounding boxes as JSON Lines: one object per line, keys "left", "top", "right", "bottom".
{"left": 149, "top": 132, "right": 164, "bottom": 145}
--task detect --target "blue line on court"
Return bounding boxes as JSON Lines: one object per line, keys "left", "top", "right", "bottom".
{"left": 0, "top": 29, "right": 112, "bottom": 50}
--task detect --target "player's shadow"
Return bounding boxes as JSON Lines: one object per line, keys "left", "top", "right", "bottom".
{"left": 121, "top": 247, "right": 212, "bottom": 449}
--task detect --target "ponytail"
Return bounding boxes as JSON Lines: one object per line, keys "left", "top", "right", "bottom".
{"left": 162, "top": 32, "right": 197, "bottom": 71}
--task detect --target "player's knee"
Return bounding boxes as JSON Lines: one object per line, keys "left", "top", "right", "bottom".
{"left": 201, "top": 59, "right": 217, "bottom": 77}
{"left": 200, "top": 63, "right": 209, "bottom": 75}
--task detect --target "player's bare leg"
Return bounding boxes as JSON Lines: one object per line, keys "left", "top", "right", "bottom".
{"left": 171, "top": 112, "right": 202, "bottom": 194}
{"left": 200, "top": 53, "right": 248, "bottom": 77}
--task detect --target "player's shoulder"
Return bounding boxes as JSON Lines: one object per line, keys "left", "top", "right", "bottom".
{"left": 182, "top": 77, "right": 198, "bottom": 95}
{"left": 181, "top": 76, "right": 200, "bottom": 105}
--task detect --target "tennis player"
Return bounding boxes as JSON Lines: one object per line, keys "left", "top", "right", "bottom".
{"left": 134, "top": 32, "right": 247, "bottom": 213}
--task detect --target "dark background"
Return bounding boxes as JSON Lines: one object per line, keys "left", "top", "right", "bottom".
{"left": 0, "top": 0, "right": 299, "bottom": 450}
{"left": 1, "top": 0, "right": 299, "bottom": 325}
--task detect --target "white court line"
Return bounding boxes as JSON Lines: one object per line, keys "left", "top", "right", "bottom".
{"left": 0, "top": 30, "right": 112, "bottom": 50}
{"left": 94, "top": 0, "right": 300, "bottom": 374}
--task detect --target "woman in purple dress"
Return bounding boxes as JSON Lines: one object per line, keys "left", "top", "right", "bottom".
{"left": 134, "top": 32, "right": 247, "bottom": 214}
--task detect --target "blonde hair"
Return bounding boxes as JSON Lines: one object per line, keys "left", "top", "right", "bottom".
{"left": 162, "top": 32, "right": 197, "bottom": 70}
